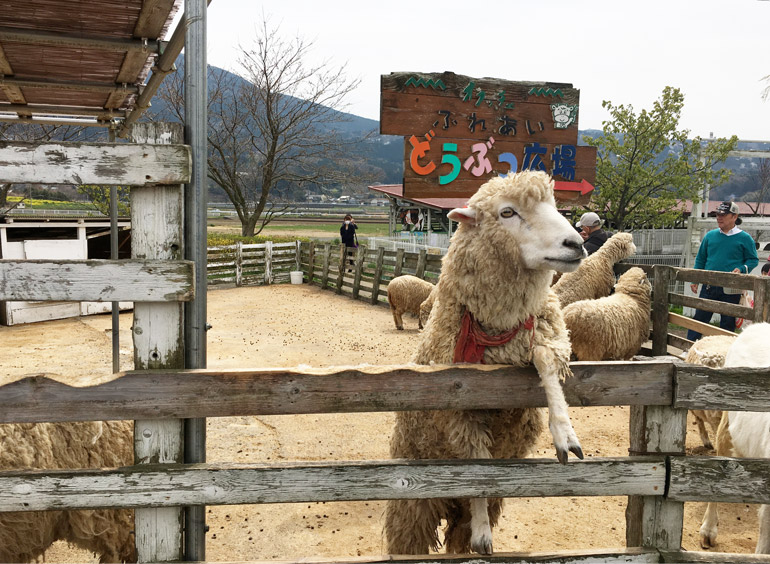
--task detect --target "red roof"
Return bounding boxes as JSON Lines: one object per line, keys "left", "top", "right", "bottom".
{"left": 368, "top": 184, "right": 469, "bottom": 211}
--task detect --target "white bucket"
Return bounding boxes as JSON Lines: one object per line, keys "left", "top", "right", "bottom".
{"left": 289, "top": 271, "right": 303, "bottom": 285}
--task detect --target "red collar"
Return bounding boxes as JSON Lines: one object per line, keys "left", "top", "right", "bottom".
{"left": 453, "top": 309, "right": 535, "bottom": 364}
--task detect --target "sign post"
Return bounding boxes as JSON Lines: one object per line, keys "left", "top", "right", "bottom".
{"left": 381, "top": 71, "right": 596, "bottom": 204}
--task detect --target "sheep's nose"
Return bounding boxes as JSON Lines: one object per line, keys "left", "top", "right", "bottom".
{"left": 563, "top": 238, "right": 583, "bottom": 252}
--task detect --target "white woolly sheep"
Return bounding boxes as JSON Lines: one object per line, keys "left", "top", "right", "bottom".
{"left": 683, "top": 335, "right": 736, "bottom": 449}
{"left": 386, "top": 275, "right": 435, "bottom": 330}
{"left": 562, "top": 267, "right": 651, "bottom": 361}
{"left": 0, "top": 420, "right": 136, "bottom": 563}
{"left": 552, "top": 232, "right": 637, "bottom": 308}
{"left": 700, "top": 322, "right": 770, "bottom": 554}
{"left": 385, "top": 171, "right": 586, "bottom": 555}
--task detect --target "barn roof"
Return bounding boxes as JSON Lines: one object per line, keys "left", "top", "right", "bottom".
{"left": 0, "top": 0, "right": 180, "bottom": 129}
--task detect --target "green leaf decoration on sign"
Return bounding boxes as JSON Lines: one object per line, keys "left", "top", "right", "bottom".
{"left": 528, "top": 87, "right": 563, "bottom": 99}
{"left": 404, "top": 77, "right": 447, "bottom": 90}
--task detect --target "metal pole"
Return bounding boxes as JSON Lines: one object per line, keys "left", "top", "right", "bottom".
{"left": 183, "top": 0, "right": 207, "bottom": 559}
{"left": 109, "top": 126, "right": 120, "bottom": 374}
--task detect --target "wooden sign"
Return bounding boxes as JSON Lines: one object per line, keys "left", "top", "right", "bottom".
{"left": 381, "top": 71, "right": 596, "bottom": 203}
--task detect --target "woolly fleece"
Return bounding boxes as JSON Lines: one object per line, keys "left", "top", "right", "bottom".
{"left": 386, "top": 275, "right": 435, "bottom": 330}
{"left": 684, "top": 335, "right": 736, "bottom": 449}
{"left": 385, "top": 171, "right": 583, "bottom": 556}
{"left": 0, "top": 420, "right": 136, "bottom": 563}
{"left": 562, "top": 267, "right": 651, "bottom": 361}
{"left": 553, "top": 232, "right": 636, "bottom": 308}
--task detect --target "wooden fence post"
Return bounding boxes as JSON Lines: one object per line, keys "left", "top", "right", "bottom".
{"left": 652, "top": 265, "right": 674, "bottom": 356}
{"left": 264, "top": 241, "right": 273, "bottom": 285}
{"left": 321, "top": 244, "right": 331, "bottom": 289}
{"left": 295, "top": 240, "right": 301, "bottom": 271}
{"left": 129, "top": 122, "right": 185, "bottom": 562}
{"left": 626, "top": 404, "right": 686, "bottom": 550}
{"left": 235, "top": 242, "right": 243, "bottom": 287}
{"left": 336, "top": 244, "right": 346, "bottom": 294}
{"left": 394, "top": 248, "right": 405, "bottom": 277}
{"left": 307, "top": 242, "right": 316, "bottom": 285}
{"left": 352, "top": 245, "right": 365, "bottom": 299}
{"left": 371, "top": 247, "right": 385, "bottom": 305}
{"left": 416, "top": 248, "right": 427, "bottom": 279}
{"left": 753, "top": 275, "right": 770, "bottom": 323}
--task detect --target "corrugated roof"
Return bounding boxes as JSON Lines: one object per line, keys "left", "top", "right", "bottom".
{"left": 0, "top": 0, "right": 180, "bottom": 126}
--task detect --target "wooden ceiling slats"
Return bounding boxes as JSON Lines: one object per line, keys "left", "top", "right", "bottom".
{"left": 0, "top": 0, "right": 179, "bottom": 125}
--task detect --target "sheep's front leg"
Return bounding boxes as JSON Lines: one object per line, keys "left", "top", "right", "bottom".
{"left": 532, "top": 345, "right": 583, "bottom": 464}
{"left": 448, "top": 413, "right": 494, "bottom": 554}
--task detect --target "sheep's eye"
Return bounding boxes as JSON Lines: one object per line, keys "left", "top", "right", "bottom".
{"left": 500, "top": 207, "right": 517, "bottom": 218}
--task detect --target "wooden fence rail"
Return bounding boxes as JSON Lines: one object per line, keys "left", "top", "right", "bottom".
{"left": 2, "top": 361, "right": 770, "bottom": 564}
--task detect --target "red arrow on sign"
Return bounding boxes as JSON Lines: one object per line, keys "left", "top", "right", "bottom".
{"left": 553, "top": 179, "right": 595, "bottom": 195}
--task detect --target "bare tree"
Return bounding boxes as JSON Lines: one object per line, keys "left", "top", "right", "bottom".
{"left": 154, "top": 17, "right": 375, "bottom": 236}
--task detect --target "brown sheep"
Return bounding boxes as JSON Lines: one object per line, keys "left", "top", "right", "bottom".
{"left": 386, "top": 275, "right": 435, "bottom": 330}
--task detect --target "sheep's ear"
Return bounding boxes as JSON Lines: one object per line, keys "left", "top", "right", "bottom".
{"left": 448, "top": 206, "right": 477, "bottom": 226}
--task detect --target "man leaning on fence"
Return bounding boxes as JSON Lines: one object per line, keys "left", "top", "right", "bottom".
{"left": 687, "top": 201, "right": 758, "bottom": 342}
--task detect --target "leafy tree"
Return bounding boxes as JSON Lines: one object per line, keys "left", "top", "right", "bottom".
{"left": 582, "top": 86, "right": 738, "bottom": 231}
{"left": 154, "top": 18, "right": 376, "bottom": 236}
{"left": 77, "top": 185, "right": 131, "bottom": 216}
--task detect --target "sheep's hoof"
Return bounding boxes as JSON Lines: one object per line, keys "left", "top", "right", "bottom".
{"left": 699, "top": 526, "right": 718, "bottom": 549}
{"left": 396, "top": 326, "right": 404, "bottom": 331}
{"left": 471, "top": 534, "right": 493, "bottom": 555}
{"left": 556, "top": 444, "right": 584, "bottom": 464}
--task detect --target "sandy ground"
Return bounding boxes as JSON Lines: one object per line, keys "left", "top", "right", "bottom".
{"left": 0, "top": 284, "right": 759, "bottom": 561}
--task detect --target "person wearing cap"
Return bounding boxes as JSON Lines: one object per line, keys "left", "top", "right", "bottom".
{"left": 576, "top": 211, "right": 608, "bottom": 255}
{"left": 687, "top": 201, "right": 758, "bottom": 341}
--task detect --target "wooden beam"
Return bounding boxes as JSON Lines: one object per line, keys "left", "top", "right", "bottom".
{"left": 0, "top": 43, "right": 27, "bottom": 110}
{"left": 0, "top": 76, "right": 140, "bottom": 94}
{"left": 0, "top": 456, "right": 664, "bottom": 512}
{"left": 0, "top": 141, "right": 191, "bottom": 185}
{"left": 0, "top": 361, "right": 674, "bottom": 424}
{"left": 0, "top": 103, "right": 125, "bottom": 118}
{"left": 0, "top": 26, "right": 163, "bottom": 53}
{"left": 0, "top": 259, "right": 194, "bottom": 302}
{"left": 104, "top": 0, "right": 176, "bottom": 110}
{"left": 668, "top": 456, "right": 770, "bottom": 503}
{"left": 667, "top": 312, "right": 735, "bottom": 338}
{"left": 675, "top": 364, "right": 770, "bottom": 411}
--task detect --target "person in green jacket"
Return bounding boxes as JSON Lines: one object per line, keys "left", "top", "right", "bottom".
{"left": 687, "top": 201, "right": 759, "bottom": 341}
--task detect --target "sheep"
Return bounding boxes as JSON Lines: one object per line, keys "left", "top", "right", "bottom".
{"left": 552, "top": 232, "right": 637, "bottom": 308}
{"left": 384, "top": 170, "right": 586, "bottom": 555}
{"left": 699, "top": 322, "right": 770, "bottom": 554}
{"left": 683, "top": 335, "right": 736, "bottom": 449}
{"left": 0, "top": 420, "right": 136, "bottom": 563}
{"left": 386, "top": 275, "right": 435, "bottom": 330}
{"left": 561, "top": 267, "right": 651, "bottom": 361}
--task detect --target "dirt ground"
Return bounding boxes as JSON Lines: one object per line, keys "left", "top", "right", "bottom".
{"left": 0, "top": 284, "right": 759, "bottom": 561}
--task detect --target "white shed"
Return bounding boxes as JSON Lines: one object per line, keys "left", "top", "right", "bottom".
{"left": 0, "top": 216, "right": 131, "bottom": 325}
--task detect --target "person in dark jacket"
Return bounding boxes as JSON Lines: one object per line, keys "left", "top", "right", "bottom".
{"left": 576, "top": 211, "right": 608, "bottom": 255}
{"left": 340, "top": 214, "right": 358, "bottom": 270}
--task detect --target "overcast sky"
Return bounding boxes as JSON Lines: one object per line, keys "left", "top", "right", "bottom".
{"left": 192, "top": 0, "right": 769, "bottom": 141}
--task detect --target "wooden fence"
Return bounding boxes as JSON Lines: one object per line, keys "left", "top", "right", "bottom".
{"left": 6, "top": 206, "right": 770, "bottom": 564}
{"left": 2, "top": 361, "right": 770, "bottom": 563}
{"left": 207, "top": 241, "right": 302, "bottom": 287}
{"left": 299, "top": 242, "right": 442, "bottom": 305}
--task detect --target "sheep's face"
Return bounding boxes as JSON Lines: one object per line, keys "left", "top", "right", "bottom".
{"left": 450, "top": 171, "right": 586, "bottom": 272}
